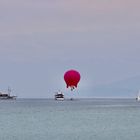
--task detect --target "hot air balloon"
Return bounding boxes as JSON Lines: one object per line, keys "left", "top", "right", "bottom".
{"left": 64, "top": 69, "right": 81, "bottom": 91}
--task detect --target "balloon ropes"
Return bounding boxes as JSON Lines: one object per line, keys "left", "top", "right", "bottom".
{"left": 64, "top": 69, "right": 81, "bottom": 91}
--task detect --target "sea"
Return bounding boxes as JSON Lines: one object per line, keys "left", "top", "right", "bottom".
{"left": 0, "top": 98, "right": 140, "bottom": 140}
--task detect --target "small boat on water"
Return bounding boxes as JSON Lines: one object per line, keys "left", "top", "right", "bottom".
{"left": 54, "top": 91, "right": 64, "bottom": 101}
{"left": 136, "top": 90, "right": 140, "bottom": 101}
{"left": 0, "top": 87, "right": 17, "bottom": 100}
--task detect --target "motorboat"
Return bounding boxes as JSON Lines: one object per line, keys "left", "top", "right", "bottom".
{"left": 54, "top": 91, "right": 64, "bottom": 101}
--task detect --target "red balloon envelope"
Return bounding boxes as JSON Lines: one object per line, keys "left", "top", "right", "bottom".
{"left": 64, "top": 70, "right": 81, "bottom": 90}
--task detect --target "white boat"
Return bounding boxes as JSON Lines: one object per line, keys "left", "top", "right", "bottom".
{"left": 0, "top": 87, "right": 17, "bottom": 100}
{"left": 136, "top": 90, "right": 140, "bottom": 101}
{"left": 54, "top": 91, "right": 64, "bottom": 101}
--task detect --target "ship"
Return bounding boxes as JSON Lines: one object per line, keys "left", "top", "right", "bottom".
{"left": 54, "top": 90, "right": 64, "bottom": 101}
{"left": 0, "top": 87, "right": 17, "bottom": 100}
{"left": 136, "top": 90, "right": 140, "bottom": 101}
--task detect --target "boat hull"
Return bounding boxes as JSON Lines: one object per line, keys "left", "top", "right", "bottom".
{"left": 55, "top": 98, "right": 64, "bottom": 101}
{"left": 0, "top": 96, "right": 17, "bottom": 100}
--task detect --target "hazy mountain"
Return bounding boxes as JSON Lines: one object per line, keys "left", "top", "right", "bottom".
{"left": 92, "top": 75, "right": 140, "bottom": 98}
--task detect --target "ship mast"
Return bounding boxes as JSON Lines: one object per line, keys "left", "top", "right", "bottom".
{"left": 8, "top": 87, "right": 11, "bottom": 96}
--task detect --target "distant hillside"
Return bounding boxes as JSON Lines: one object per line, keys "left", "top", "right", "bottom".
{"left": 92, "top": 76, "right": 140, "bottom": 98}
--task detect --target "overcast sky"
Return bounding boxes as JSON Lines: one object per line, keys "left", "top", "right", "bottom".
{"left": 0, "top": 0, "right": 140, "bottom": 98}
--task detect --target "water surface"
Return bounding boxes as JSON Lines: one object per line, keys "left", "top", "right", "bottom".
{"left": 0, "top": 98, "right": 140, "bottom": 140}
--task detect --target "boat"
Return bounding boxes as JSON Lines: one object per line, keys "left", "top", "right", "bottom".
{"left": 0, "top": 87, "right": 17, "bottom": 100}
{"left": 54, "top": 91, "right": 64, "bottom": 101}
{"left": 136, "top": 90, "right": 140, "bottom": 101}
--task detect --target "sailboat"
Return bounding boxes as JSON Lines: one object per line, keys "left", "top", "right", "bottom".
{"left": 136, "top": 90, "right": 140, "bottom": 101}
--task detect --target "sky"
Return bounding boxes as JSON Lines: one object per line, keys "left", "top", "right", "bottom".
{"left": 0, "top": 0, "right": 140, "bottom": 98}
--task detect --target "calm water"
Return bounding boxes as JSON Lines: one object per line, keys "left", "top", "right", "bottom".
{"left": 0, "top": 98, "right": 140, "bottom": 140}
